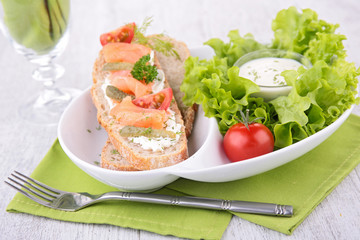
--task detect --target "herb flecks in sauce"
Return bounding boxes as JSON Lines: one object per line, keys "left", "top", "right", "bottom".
{"left": 238, "top": 57, "right": 303, "bottom": 87}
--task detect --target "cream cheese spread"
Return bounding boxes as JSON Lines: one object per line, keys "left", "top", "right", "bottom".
{"left": 152, "top": 69, "right": 165, "bottom": 93}
{"left": 101, "top": 76, "right": 116, "bottom": 110}
{"left": 128, "top": 110, "right": 182, "bottom": 152}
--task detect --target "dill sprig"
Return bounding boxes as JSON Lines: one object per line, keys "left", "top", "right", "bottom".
{"left": 136, "top": 16, "right": 153, "bottom": 34}
{"left": 133, "top": 17, "right": 180, "bottom": 59}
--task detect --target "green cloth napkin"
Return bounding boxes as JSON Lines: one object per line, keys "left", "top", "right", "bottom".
{"left": 7, "top": 114, "right": 360, "bottom": 239}
{"left": 6, "top": 140, "right": 231, "bottom": 240}
{"left": 167, "top": 113, "right": 360, "bottom": 235}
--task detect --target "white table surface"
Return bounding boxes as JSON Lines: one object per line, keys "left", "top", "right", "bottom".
{"left": 1, "top": 0, "right": 359, "bottom": 239}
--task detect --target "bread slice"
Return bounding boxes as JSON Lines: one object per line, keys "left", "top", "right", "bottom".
{"left": 91, "top": 37, "right": 189, "bottom": 170}
{"left": 151, "top": 35, "right": 197, "bottom": 137}
{"left": 101, "top": 139, "right": 140, "bottom": 171}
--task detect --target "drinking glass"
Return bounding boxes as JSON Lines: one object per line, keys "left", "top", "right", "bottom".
{"left": 0, "top": 0, "right": 81, "bottom": 125}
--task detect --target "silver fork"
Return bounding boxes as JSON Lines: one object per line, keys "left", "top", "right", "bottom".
{"left": 5, "top": 171, "right": 293, "bottom": 216}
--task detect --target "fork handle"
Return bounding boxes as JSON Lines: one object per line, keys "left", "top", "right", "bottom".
{"left": 98, "top": 192, "right": 293, "bottom": 217}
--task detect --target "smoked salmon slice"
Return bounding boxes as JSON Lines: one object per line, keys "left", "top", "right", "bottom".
{"left": 103, "top": 42, "right": 152, "bottom": 63}
{"left": 109, "top": 70, "right": 153, "bottom": 97}
{"left": 110, "top": 96, "right": 168, "bottom": 129}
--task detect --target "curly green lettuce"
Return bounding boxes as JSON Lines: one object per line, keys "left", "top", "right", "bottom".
{"left": 205, "top": 30, "right": 266, "bottom": 66}
{"left": 181, "top": 6, "right": 359, "bottom": 148}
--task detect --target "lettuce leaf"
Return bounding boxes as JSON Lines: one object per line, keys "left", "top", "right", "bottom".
{"left": 180, "top": 56, "right": 274, "bottom": 135}
{"left": 273, "top": 121, "right": 308, "bottom": 148}
{"left": 305, "top": 33, "right": 347, "bottom": 64}
{"left": 181, "top": 6, "right": 359, "bottom": 148}
{"left": 271, "top": 6, "right": 339, "bottom": 56}
{"left": 270, "top": 90, "right": 311, "bottom": 126}
{"left": 205, "top": 30, "right": 266, "bottom": 66}
{"left": 181, "top": 56, "right": 228, "bottom": 107}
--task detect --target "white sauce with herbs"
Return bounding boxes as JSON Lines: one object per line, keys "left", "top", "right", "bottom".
{"left": 238, "top": 57, "right": 303, "bottom": 86}
{"left": 128, "top": 110, "right": 182, "bottom": 152}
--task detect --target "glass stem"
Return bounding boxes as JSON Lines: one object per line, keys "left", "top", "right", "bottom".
{"left": 30, "top": 58, "right": 67, "bottom": 107}
{"left": 32, "top": 58, "right": 64, "bottom": 85}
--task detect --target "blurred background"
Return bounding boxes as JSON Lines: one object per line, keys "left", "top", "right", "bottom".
{"left": 1, "top": 0, "right": 359, "bottom": 98}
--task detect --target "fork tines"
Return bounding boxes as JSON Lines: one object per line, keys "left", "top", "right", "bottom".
{"left": 5, "top": 171, "right": 60, "bottom": 206}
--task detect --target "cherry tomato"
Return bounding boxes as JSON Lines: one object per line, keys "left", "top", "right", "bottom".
{"left": 100, "top": 23, "right": 136, "bottom": 46}
{"left": 132, "top": 88, "right": 173, "bottom": 110}
{"left": 223, "top": 122, "right": 274, "bottom": 162}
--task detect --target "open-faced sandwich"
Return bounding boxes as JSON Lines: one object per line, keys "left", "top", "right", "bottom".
{"left": 91, "top": 20, "right": 195, "bottom": 171}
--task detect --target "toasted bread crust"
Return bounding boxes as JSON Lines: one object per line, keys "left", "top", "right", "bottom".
{"left": 106, "top": 100, "right": 188, "bottom": 170}
{"left": 101, "top": 139, "right": 140, "bottom": 171}
{"left": 91, "top": 40, "right": 189, "bottom": 170}
{"left": 151, "top": 35, "right": 197, "bottom": 137}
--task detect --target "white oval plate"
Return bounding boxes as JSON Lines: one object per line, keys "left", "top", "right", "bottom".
{"left": 58, "top": 46, "right": 354, "bottom": 191}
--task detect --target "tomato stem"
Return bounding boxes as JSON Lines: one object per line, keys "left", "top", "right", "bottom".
{"left": 235, "top": 109, "right": 264, "bottom": 130}
{"left": 240, "top": 109, "right": 250, "bottom": 130}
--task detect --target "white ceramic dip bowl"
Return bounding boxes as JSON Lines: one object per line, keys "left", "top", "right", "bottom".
{"left": 233, "top": 49, "right": 312, "bottom": 101}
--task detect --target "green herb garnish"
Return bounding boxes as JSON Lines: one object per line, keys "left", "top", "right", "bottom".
{"left": 133, "top": 17, "right": 179, "bottom": 59}
{"left": 111, "top": 149, "right": 120, "bottom": 155}
{"left": 142, "top": 127, "right": 153, "bottom": 135}
{"left": 131, "top": 54, "right": 158, "bottom": 84}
